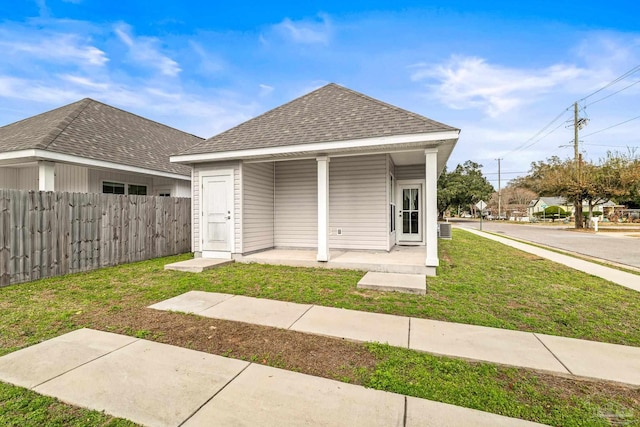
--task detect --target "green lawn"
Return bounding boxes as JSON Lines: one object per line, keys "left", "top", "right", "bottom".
{"left": 0, "top": 228, "right": 639, "bottom": 426}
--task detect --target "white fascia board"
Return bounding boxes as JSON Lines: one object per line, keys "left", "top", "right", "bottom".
{"left": 171, "top": 130, "right": 460, "bottom": 164}
{"left": 0, "top": 149, "right": 190, "bottom": 181}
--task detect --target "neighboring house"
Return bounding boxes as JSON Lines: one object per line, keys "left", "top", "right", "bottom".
{"left": 0, "top": 99, "right": 203, "bottom": 197}
{"left": 528, "top": 197, "right": 609, "bottom": 218}
{"left": 171, "top": 83, "right": 460, "bottom": 274}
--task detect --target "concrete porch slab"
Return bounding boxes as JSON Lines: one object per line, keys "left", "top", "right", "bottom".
{"left": 535, "top": 333, "right": 640, "bottom": 385}
{"left": 148, "top": 290, "right": 234, "bottom": 314}
{"left": 357, "top": 271, "right": 426, "bottom": 295}
{"left": 183, "top": 362, "right": 405, "bottom": 427}
{"left": 406, "top": 397, "right": 546, "bottom": 427}
{"left": 290, "top": 305, "right": 409, "bottom": 347}
{"left": 409, "top": 318, "right": 569, "bottom": 374}
{"left": 238, "top": 247, "right": 435, "bottom": 275}
{"left": 164, "top": 258, "right": 234, "bottom": 273}
{"left": 199, "top": 295, "right": 312, "bottom": 329}
{"left": 35, "top": 338, "right": 249, "bottom": 427}
{"left": 0, "top": 328, "right": 137, "bottom": 389}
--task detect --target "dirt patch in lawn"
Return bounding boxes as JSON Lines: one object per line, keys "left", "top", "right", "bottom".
{"left": 77, "top": 307, "right": 376, "bottom": 383}
{"left": 77, "top": 307, "right": 640, "bottom": 403}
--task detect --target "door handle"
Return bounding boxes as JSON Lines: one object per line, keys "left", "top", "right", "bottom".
{"left": 226, "top": 215, "right": 231, "bottom": 220}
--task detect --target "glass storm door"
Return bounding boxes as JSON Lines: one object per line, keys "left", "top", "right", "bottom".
{"left": 399, "top": 185, "right": 422, "bottom": 242}
{"left": 202, "top": 173, "right": 233, "bottom": 252}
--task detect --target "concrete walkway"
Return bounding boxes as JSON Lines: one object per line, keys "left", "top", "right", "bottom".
{"left": 459, "top": 227, "right": 640, "bottom": 293}
{"left": 150, "top": 291, "right": 640, "bottom": 387}
{"left": 0, "top": 328, "right": 545, "bottom": 427}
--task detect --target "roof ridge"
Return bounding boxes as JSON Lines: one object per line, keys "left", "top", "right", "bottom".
{"left": 40, "top": 98, "right": 92, "bottom": 149}
{"left": 86, "top": 98, "right": 204, "bottom": 140}
{"left": 330, "top": 83, "right": 459, "bottom": 131}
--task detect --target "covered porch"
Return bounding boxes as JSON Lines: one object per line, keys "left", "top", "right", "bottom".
{"left": 236, "top": 245, "right": 433, "bottom": 275}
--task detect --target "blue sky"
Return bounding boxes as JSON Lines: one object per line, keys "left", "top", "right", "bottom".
{"left": 1, "top": 1, "right": 639, "bottom": 186}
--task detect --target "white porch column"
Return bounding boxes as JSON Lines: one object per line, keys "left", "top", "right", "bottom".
{"left": 317, "top": 156, "right": 330, "bottom": 262}
{"left": 38, "top": 161, "right": 55, "bottom": 191}
{"left": 425, "top": 149, "right": 439, "bottom": 267}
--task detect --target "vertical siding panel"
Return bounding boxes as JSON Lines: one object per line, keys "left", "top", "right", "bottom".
{"left": 274, "top": 159, "right": 317, "bottom": 248}
{"left": 54, "top": 164, "right": 89, "bottom": 193}
{"left": 0, "top": 168, "right": 18, "bottom": 190}
{"left": 243, "top": 162, "right": 274, "bottom": 253}
{"left": 17, "top": 167, "right": 37, "bottom": 190}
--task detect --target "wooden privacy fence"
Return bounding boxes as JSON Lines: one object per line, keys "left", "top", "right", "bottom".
{"left": 0, "top": 189, "right": 191, "bottom": 286}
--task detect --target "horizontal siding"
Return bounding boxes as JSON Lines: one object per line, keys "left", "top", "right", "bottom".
{"left": 329, "top": 155, "right": 387, "bottom": 250}
{"left": 275, "top": 159, "right": 317, "bottom": 248}
{"left": 243, "top": 162, "right": 274, "bottom": 253}
{"left": 55, "top": 164, "right": 89, "bottom": 193}
{"left": 396, "top": 164, "right": 424, "bottom": 181}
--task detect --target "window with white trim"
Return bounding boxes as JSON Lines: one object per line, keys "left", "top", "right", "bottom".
{"left": 390, "top": 174, "right": 396, "bottom": 232}
{"left": 128, "top": 184, "right": 147, "bottom": 195}
{"left": 102, "top": 181, "right": 125, "bottom": 194}
{"left": 102, "top": 181, "right": 147, "bottom": 195}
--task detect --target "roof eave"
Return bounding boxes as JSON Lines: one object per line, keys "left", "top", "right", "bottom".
{"left": 0, "top": 149, "right": 190, "bottom": 181}
{"left": 171, "top": 130, "right": 460, "bottom": 164}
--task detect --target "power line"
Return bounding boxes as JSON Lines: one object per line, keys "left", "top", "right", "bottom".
{"left": 583, "top": 143, "right": 640, "bottom": 149}
{"left": 502, "top": 107, "right": 572, "bottom": 157}
{"left": 500, "top": 64, "right": 640, "bottom": 162}
{"left": 483, "top": 171, "right": 529, "bottom": 175}
{"left": 579, "top": 64, "right": 640, "bottom": 102}
{"left": 582, "top": 114, "right": 640, "bottom": 138}
{"left": 586, "top": 79, "right": 640, "bottom": 107}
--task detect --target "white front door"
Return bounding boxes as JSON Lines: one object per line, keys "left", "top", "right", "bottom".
{"left": 399, "top": 184, "right": 423, "bottom": 242}
{"left": 202, "top": 173, "right": 233, "bottom": 253}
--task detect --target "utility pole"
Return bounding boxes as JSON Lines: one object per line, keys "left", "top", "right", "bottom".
{"left": 574, "top": 102, "right": 583, "bottom": 229}
{"left": 496, "top": 158, "right": 503, "bottom": 219}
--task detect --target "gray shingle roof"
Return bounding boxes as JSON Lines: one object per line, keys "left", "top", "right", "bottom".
{"left": 0, "top": 99, "right": 203, "bottom": 176}
{"left": 181, "top": 83, "right": 458, "bottom": 155}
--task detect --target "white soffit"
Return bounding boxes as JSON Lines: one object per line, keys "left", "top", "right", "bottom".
{"left": 171, "top": 130, "right": 460, "bottom": 164}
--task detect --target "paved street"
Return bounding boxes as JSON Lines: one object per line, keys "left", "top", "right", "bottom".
{"left": 452, "top": 220, "right": 640, "bottom": 269}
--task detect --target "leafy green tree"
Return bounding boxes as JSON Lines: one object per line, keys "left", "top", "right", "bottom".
{"left": 513, "top": 151, "right": 640, "bottom": 228}
{"left": 437, "top": 161, "right": 494, "bottom": 218}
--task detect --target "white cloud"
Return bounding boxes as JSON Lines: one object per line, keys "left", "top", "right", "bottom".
{"left": 59, "top": 74, "right": 109, "bottom": 90}
{"left": 412, "top": 56, "right": 584, "bottom": 117}
{"left": 0, "top": 33, "right": 108, "bottom": 66}
{"left": 273, "top": 14, "right": 332, "bottom": 44}
{"left": 35, "top": 0, "right": 50, "bottom": 17}
{"left": 189, "top": 41, "right": 225, "bottom": 74}
{"left": 114, "top": 23, "right": 181, "bottom": 77}
{"left": 0, "top": 75, "right": 84, "bottom": 103}
{"left": 259, "top": 84, "right": 274, "bottom": 96}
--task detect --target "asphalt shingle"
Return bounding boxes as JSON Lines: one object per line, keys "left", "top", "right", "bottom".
{"left": 180, "top": 83, "right": 458, "bottom": 155}
{"left": 0, "top": 99, "right": 203, "bottom": 176}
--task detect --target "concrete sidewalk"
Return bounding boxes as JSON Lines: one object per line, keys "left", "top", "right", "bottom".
{"left": 150, "top": 291, "right": 640, "bottom": 387}
{"left": 0, "top": 328, "right": 545, "bottom": 427}
{"left": 459, "top": 227, "right": 640, "bottom": 293}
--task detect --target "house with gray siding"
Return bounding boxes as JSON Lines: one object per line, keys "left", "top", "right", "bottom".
{"left": 0, "top": 99, "right": 202, "bottom": 197}
{"left": 171, "top": 84, "right": 460, "bottom": 275}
